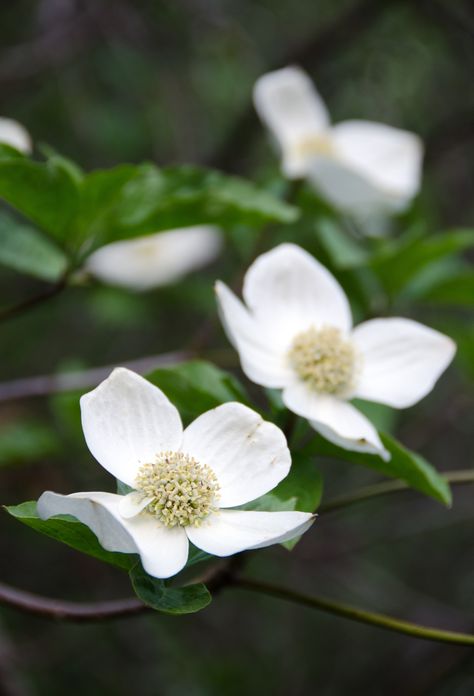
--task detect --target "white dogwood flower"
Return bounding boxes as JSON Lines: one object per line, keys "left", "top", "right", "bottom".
{"left": 37, "top": 368, "right": 314, "bottom": 579}
{"left": 216, "top": 244, "right": 455, "bottom": 460}
{"left": 253, "top": 67, "right": 423, "bottom": 217}
{"left": 0, "top": 117, "right": 32, "bottom": 153}
{"left": 84, "top": 225, "right": 222, "bottom": 291}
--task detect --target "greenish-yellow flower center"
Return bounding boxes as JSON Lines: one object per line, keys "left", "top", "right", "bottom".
{"left": 288, "top": 326, "right": 357, "bottom": 396}
{"left": 135, "top": 451, "right": 220, "bottom": 528}
{"left": 294, "top": 134, "right": 334, "bottom": 158}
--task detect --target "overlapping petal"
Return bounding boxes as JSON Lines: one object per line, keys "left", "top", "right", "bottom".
{"left": 80, "top": 368, "right": 183, "bottom": 486}
{"left": 282, "top": 384, "right": 389, "bottom": 459}
{"left": 215, "top": 281, "right": 294, "bottom": 387}
{"left": 352, "top": 318, "right": 456, "bottom": 408}
{"left": 253, "top": 66, "right": 330, "bottom": 178}
{"left": 85, "top": 225, "right": 221, "bottom": 291}
{"left": 182, "top": 402, "right": 291, "bottom": 507}
{"left": 331, "top": 120, "right": 423, "bottom": 210}
{"left": 186, "top": 509, "right": 314, "bottom": 556}
{"left": 38, "top": 490, "right": 189, "bottom": 579}
{"left": 37, "top": 491, "right": 138, "bottom": 554}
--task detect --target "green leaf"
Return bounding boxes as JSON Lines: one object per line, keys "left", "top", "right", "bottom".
{"left": 78, "top": 164, "right": 299, "bottom": 249}
{"left": 237, "top": 453, "right": 322, "bottom": 550}
{"left": 416, "top": 270, "right": 474, "bottom": 306}
{"left": 370, "top": 229, "right": 474, "bottom": 297}
{"left": 0, "top": 158, "right": 79, "bottom": 241}
{"left": 0, "top": 420, "right": 60, "bottom": 468}
{"left": 271, "top": 453, "right": 323, "bottom": 513}
{"left": 147, "top": 360, "right": 250, "bottom": 424}
{"left": 0, "top": 211, "right": 69, "bottom": 282}
{"left": 315, "top": 219, "right": 369, "bottom": 269}
{"left": 130, "top": 564, "right": 211, "bottom": 615}
{"left": 306, "top": 432, "right": 451, "bottom": 506}
{"left": 5, "top": 501, "right": 136, "bottom": 570}
{"left": 76, "top": 164, "right": 139, "bottom": 246}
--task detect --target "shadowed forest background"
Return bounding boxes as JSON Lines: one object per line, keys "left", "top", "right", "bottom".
{"left": 0, "top": 1, "right": 474, "bottom": 694}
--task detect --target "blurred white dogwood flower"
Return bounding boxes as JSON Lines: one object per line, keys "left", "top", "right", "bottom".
{"left": 253, "top": 67, "right": 423, "bottom": 217}
{"left": 0, "top": 117, "right": 31, "bottom": 153}
{"left": 216, "top": 244, "right": 455, "bottom": 460}
{"left": 37, "top": 368, "right": 314, "bottom": 579}
{"left": 84, "top": 225, "right": 222, "bottom": 291}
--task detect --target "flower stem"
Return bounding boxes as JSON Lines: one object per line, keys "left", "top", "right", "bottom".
{"left": 319, "top": 470, "right": 474, "bottom": 513}
{"left": 233, "top": 577, "right": 474, "bottom": 646}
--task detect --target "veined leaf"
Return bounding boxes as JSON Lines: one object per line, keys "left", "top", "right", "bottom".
{"left": 130, "top": 564, "right": 211, "bottom": 615}
{"left": 5, "top": 501, "right": 136, "bottom": 570}
{"left": 0, "top": 211, "right": 68, "bottom": 282}
{"left": 305, "top": 432, "right": 451, "bottom": 506}
{"left": 147, "top": 360, "right": 250, "bottom": 424}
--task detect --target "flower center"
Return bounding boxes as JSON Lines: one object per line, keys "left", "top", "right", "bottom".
{"left": 294, "top": 134, "right": 334, "bottom": 158}
{"left": 288, "top": 326, "right": 358, "bottom": 396}
{"left": 134, "top": 451, "right": 220, "bottom": 528}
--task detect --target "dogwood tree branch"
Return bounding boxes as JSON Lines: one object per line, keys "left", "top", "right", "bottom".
{"left": 233, "top": 577, "right": 474, "bottom": 646}
{"left": 0, "top": 581, "right": 147, "bottom": 622}
{"left": 1, "top": 570, "right": 474, "bottom": 646}
{"left": 319, "top": 470, "right": 474, "bottom": 513}
{"left": 0, "top": 350, "right": 191, "bottom": 402}
{"left": 0, "top": 276, "right": 68, "bottom": 323}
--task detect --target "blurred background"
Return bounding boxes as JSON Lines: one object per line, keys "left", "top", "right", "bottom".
{"left": 0, "top": 0, "right": 474, "bottom": 694}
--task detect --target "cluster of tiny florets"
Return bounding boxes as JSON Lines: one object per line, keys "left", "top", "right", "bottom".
{"left": 134, "top": 451, "right": 220, "bottom": 528}
{"left": 288, "top": 325, "right": 358, "bottom": 396}
{"left": 294, "top": 134, "right": 334, "bottom": 158}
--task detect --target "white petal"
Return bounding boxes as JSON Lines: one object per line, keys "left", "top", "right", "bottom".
{"left": 253, "top": 67, "right": 330, "bottom": 178}
{"left": 120, "top": 513, "right": 189, "bottom": 579}
{"left": 282, "top": 384, "right": 389, "bottom": 459}
{"left": 37, "top": 491, "right": 138, "bottom": 554}
{"left": 118, "top": 491, "right": 153, "bottom": 519}
{"left": 333, "top": 121, "right": 423, "bottom": 200}
{"left": 307, "top": 155, "right": 396, "bottom": 216}
{"left": 182, "top": 402, "right": 291, "bottom": 507}
{"left": 80, "top": 367, "right": 183, "bottom": 486}
{"left": 0, "top": 117, "right": 32, "bottom": 153}
{"left": 37, "top": 490, "right": 189, "bottom": 579}
{"left": 352, "top": 318, "right": 456, "bottom": 408}
{"left": 242, "top": 244, "right": 352, "bottom": 342}
{"left": 85, "top": 226, "right": 222, "bottom": 291}
{"left": 313, "top": 120, "right": 423, "bottom": 215}
{"left": 186, "top": 509, "right": 314, "bottom": 556}
{"left": 215, "top": 280, "right": 294, "bottom": 388}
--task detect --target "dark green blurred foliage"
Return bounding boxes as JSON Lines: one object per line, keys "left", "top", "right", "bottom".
{"left": 0, "top": 1, "right": 473, "bottom": 695}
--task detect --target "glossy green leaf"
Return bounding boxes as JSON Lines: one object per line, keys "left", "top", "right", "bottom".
{"left": 0, "top": 211, "right": 69, "bottom": 281}
{"left": 370, "top": 229, "right": 474, "bottom": 297}
{"left": 306, "top": 432, "right": 451, "bottom": 506}
{"left": 5, "top": 501, "right": 136, "bottom": 570}
{"left": 78, "top": 164, "right": 299, "bottom": 249}
{"left": 0, "top": 158, "right": 79, "bottom": 240}
{"left": 130, "top": 564, "right": 211, "bottom": 615}
{"left": 416, "top": 270, "right": 474, "bottom": 306}
{"left": 147, "top": 360, "right": 250, "bottom": 424}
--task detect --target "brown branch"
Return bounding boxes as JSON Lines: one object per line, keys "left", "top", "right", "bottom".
{"left": 0, "top": 277, "right": 68, "bottom": 323}
{"left": 0, "top": 580, "right": 147, "bottom": 622}
{"left": 0, "top": 350, "right": 191, "bottom": 402}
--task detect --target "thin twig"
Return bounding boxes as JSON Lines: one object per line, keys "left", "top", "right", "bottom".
{"left": 233, "top": 577, "right": 474, "bottom": 646}
{"left": 0, "top": 350, "right": 191, "bottom": 402}
{"left": 0, "top": 581, "right": 147, "bottom": 622}
{"left": 0, "top": 277, "right": 68, "bottom": 323}
{"left": 319, "top": 470, "right": 474, "bottom": 514}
